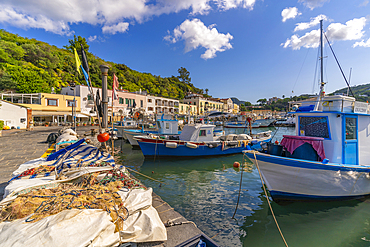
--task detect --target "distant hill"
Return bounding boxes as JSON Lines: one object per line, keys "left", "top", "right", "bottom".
{"left": 329, "top": 83, "right": 370, "bottom": 102}
{"left": 230, "top": 97, "right": 246, "bottom": 105}
{"left": 0, "top": 30, "right": 203, "bottom": 99}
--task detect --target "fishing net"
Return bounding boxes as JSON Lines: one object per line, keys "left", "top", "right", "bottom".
{"left": 1, "top": 169, "right": 146, "bottom": 232}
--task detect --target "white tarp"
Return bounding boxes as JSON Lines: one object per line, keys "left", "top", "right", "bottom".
{"left": 1, "top": 157, "right": 167, "bottom": 245}
{"left": 178, "top": 124, "right": 200, "bottom": 141}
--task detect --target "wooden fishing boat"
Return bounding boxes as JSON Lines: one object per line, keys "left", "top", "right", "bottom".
{"left": 244, "top": 20, "right": 370, "bottom": 202}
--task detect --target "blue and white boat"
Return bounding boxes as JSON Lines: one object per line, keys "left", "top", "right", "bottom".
{"left": 124, "top": 115, "right": 180, "bottom": 147}
{"left": 135, "top": 123, "right": 272, "bottom": 157}
{"left": 114, "top": 118, "right": 138, "bottom": 139}
{"left": 244, "top": 20, "right": 370, "bottom": 202}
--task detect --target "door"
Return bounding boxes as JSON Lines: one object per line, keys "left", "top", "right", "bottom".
{"left": 342, "top": 115, "right": 358, "bottom": 165}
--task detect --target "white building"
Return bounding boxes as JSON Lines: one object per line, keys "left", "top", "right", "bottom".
{"left": 0, "top": 99, "right": 30, "bottom": 129}
{"left": 146, "top": 95, "right": 179, "bottom": 116}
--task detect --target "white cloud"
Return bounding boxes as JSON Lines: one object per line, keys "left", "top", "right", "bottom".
{"left": 88, "top": 35, "right": 97, "bottom": 42}
{"left": 164, "top": 19, "right": 233, "bottom": 59}
{"left": 0, "top": 0, "right": 259, "bottom": 35}
{"left": 0, "top": 7, "right": 72, "bottom": 35}
{"left": 299, "top": 0, "right": 329, "bottom": 10}
{"left": 359, "top": 0, "right": 369, "bottom": 7}
{"left": 215, "top": 0, "right": 256, "bottom": 11}
{"left": 326, "top": 17, "right": 367, "bottom": 41}
{"left": 294, "top": 14, "right": 327, "bottom": 31}
{"left": 281, "top": 7, "right": 301, "bottom": 22}
{"left": 102, "top": 22, "right": 129, "bottom": 35}
{"left": 353, "top": 38, "right": 370, "bottom": 47}
{"left": 283, "top": 17, "right": 367, "bottom": 50}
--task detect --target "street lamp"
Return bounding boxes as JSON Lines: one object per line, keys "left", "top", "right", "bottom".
{"left": 99, "top": 64, "right": 109, "bottom": 128}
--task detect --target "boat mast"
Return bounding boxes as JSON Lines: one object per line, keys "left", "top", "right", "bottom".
{"left": 319, "top": 20, "right": 325, "bottom": 96}
{"left": 314, "top": 20, "right": 325, "bottom": 111}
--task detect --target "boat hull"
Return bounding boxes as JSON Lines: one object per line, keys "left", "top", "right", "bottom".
{"left": 137, "top": 140, "right": 244, "bottom": 157}
{"left": 137, "top": 138, "right": 271, "bottom": 157}
{"left": 244, "top": 151, "right": 370, "bottom": 201}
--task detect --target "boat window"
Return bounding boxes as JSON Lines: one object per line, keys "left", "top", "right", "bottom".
{"left": 299, "top": 116, "right": 330, "bottom": 139}
{"left": 166, "top": 122, "right": 170, "bottom": 129}
{"left": 199, "top": 129, "right": 206, "bottom": 136}
{"left": 345, "top": 118, "right": 357, "bottom": 140}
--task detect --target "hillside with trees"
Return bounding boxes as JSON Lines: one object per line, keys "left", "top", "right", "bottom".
{"left": 0, "top": 30, "right": 203, "bottom": 99}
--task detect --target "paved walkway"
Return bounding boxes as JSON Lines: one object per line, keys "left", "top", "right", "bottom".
{"left": 0, "top": 126, "right": 209, "bottom": 247}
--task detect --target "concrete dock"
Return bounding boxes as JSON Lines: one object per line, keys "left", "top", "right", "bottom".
{"left": 0, "top": 126, "right": 210, "bottom": 247}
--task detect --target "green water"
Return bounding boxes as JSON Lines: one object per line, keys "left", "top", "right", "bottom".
{"left": 116, "top": 127, "right": 370, "bottom": 247}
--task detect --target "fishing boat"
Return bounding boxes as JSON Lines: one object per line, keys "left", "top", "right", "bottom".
{"left": 224, "top": 118, "right": 276, "bottom": 128}
{"left": 244, "top": 20, "right": 370, "bottom": 202}
{"left": 135, "top": 123, "right": 271, "bottom": 157}
{"left": 114, "top": 118, "right": 138, "bottom": 139}
{"left": 124, "top": 114, "right": 180, "bottom": 147}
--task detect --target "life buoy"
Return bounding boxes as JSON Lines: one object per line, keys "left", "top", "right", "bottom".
{"left": 322, "top": 101, "right": 330, "bottom": 107}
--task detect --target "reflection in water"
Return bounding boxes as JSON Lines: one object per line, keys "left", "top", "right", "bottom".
{"left": 114, "top": 127, "right": 370, "bottom": 246}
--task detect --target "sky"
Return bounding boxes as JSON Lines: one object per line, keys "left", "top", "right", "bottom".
{"left": 1, "top": 0, "right": 370, "bottom": 103}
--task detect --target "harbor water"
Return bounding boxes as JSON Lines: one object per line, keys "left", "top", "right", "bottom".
{"left": 117, "top": 126, "right": 370, "bottom": 247}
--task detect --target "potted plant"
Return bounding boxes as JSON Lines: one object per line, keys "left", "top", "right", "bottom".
{"left": 83, "top": 122, "right": 87, "bottom": 126}
{"left": 76, "top": 122, "right": 80, "bottom": 126}
{"left": 45, "top": 122, "right": 49, "bottom": 127}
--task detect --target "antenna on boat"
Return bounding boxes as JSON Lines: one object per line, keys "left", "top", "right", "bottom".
{"left": 314, "top": 20, "right": 325, "bottom": 111}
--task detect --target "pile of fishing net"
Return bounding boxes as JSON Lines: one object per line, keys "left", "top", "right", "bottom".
{"left": 0, "top": 141, "right": 167, "bottom": 246}
{"left": 1, "top": 169, "right": 146, "bottom": 233}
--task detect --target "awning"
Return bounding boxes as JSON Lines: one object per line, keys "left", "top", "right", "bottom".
{"left": 32, "top": 111, "right": 73, "bottom": 116}
{"left": 68, "top": 113, "right": 91, "bottom": 118}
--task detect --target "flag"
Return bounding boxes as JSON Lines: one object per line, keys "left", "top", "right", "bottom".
{"left": 80, "top": 44, "right": 89, "bottom": 73}
{"left": 80, "top": 65, "right": 90, "bottom": 87}
{"left": 112, "top": 73, "right": 119, "bottom": 100}
{"left": 74, "top": 48, "right": 81, "bottom": 75}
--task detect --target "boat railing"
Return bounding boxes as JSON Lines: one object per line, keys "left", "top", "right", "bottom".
{"left": 291, "top": 97, "right": 369, "bottom": 114}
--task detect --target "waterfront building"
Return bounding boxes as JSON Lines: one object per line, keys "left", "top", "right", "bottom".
{"left": 181, "top": 92, "right": 224, "bottom": 116}
{"left": 219, "top": 98, "right": 234, "bottom": 113}
{"left": 179, "top": 103, "right": 197, "bottom": 115}
{"left": 1, "top": 92, "right": 83, "bottom": 125}
{"left": 146, "top": 95, "right": 179, "bottom": 116}
{"left": 0, "top": 99, "right": 30, "bottom": 129}
{"left": 233, "top": 103, "right": 240, "bottom": 114}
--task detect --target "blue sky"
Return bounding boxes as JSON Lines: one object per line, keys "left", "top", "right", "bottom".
{"left": 1, "top": 0, "right": 370, "bottom": 103}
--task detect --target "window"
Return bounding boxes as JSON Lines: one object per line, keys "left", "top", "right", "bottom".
{"left": 165, "top": 123, "right": 170, "bottom": 129}
{"left": 67, "top": 100, "right": 76, "bottom": 107}
{"left": 345, "top": 118, "right": 357, "bottom": 140}
{"left": 47, "top": 99, "right": 58, "bottom": 106}
{"left": 181, "top": 106, "right": 183, "bottom": 111}
{"left": 87, "top": 94, "right": 92, "bottom": 100}
{"left": 141, "top": 100, "right": 143, "bottom": 108}
{"left": 119, "top": 97, "right": 124, "bottom": 104}
{"left": 199, "top": 129, "right": 206, "bottom": 136}
{"left": 299, "top": 116, "right": 330, "bottom": 139}
{"left": 126, "top": 98, "right": 129, "bottom": 105}
{"left": 148, "top": 99, "right": 152, "bottom": 103}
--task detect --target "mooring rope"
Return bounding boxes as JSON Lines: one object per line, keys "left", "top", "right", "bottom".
{"left": 232, "top": 159, "right": 245, "bottom": 219}
{"left": 125, "top": 167, "right": 166, "bottom": 185}
{"left": 252, "top": 151, "right": 289, "bottom": 247}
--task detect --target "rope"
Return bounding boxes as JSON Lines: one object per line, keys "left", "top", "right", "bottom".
{"left": 125, "top": 167, "right": 166, "bottom": 185}
{"left": 252, "top": 151, "right": 288, "bottom": 247}
{"left": 232, "top": 158, "right": 244, "bottom": 219}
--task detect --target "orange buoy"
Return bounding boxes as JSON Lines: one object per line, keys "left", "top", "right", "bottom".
{"left": 233, "top": 162, "right": 240, "bottom": 168}
{"left": 275, "top": 140, "right": 279, "bottom": 145}
{"left": 97, "top": 132, "right": 110, "bottom": 142}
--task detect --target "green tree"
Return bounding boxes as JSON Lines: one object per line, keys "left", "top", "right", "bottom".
{"left": 63, "top": 35, "right": 90, "bottom": 52}
{"left": 257, "top": 98, "right": 267, "bottom": 105}
{"left": 0, "top": 71, "right": 17, "bottom": 91}
{"left": 177, "top": 67, "right": 191, "bottom": 85}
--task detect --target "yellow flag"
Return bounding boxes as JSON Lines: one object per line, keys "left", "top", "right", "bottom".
{"left": 74, "top": 48, "right": 81, "bottom": 75}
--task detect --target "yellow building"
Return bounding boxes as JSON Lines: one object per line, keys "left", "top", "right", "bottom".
{"left": 233, "top": 103, "right": 239, "bottom": 114}
{"left": 179, "top": 103, "right": 197, "bottom": 115}
{"left": 181, "top": 93, "right": 224, "bottom": 115}
{"left": 1, "top": 93, "right": 86, "bottom": 125}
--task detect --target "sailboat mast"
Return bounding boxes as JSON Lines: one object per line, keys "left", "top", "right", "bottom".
{"left": 320, "top": 19, "right": 324, "bottom": 94}
{"left": 314, "top": 19, "right": 325, "bottom": 111}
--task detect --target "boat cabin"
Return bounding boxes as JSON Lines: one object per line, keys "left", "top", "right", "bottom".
{"left": 286, "top": 95, "right": 370, "bottom": 165}
{"left": 156, "top": 114, "right": 179, "bottom": 135}
{"left": 178, "top": 124, "right": 216, "bottom": 142}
